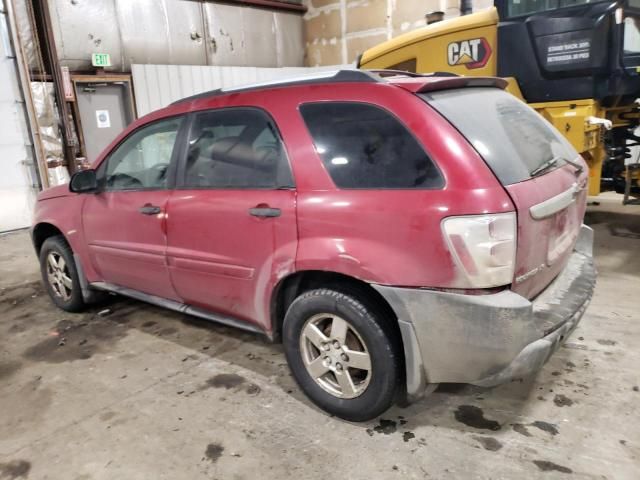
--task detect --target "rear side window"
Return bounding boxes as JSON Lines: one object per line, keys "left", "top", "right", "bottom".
{"left": 182, "top": 108, "right": 293, "bottom": 189}
{"left": 299, "top": 102, "right": 443, "bottom": 189}
{"left": 423, "top": 88, "right": 578, "bottom": 185}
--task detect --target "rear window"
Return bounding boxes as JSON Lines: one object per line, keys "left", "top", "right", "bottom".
{"left": 422, "top": 88, "right": 577, "bottom": 185}
{"left": 299, "top": 102, "right": 443, "bottom": 189}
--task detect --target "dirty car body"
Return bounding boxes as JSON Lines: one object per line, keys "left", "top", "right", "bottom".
{"left": 32, "top": 70, "right": 596, "bottom": 420}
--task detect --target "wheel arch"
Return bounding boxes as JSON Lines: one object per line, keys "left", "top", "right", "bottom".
{"left": 270, "top": 270, "right": 400, "bottom": 344}
{"left": 32, "top": 222, "right": 67, "bottom": 254}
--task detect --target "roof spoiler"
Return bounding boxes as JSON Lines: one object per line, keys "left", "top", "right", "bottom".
{"left": 416, "top": 76, "right": 508, "bottom": 93}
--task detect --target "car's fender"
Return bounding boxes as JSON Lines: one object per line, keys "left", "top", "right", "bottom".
{"left": 32, "top": 194, "right": 99, "bottom": 283}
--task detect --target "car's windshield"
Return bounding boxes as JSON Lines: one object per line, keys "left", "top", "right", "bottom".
{"left": 422, "top": 88, "right": 578, "bottom": 185}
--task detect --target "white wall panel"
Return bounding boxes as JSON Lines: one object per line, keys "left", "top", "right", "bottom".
{"left": 132, "top": 64, "right": 351, "bottom": 116}
{"left": 0, "top": 4, "right": 37, "bottom": 232}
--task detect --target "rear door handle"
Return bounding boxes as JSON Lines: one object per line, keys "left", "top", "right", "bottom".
{"left": 139, "top": 204, "right": 162, "bottom": 215}
{"left": 249, "top": 207, "right": 281, "bottom": 218}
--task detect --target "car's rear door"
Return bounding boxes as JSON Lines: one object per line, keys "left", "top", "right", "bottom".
{"left": 165, "top": 107, "right": 297, "bottom": 330}
{"left": 82, "top": 116, "right": 185, "bottom": 300}
{"left": 425, "top": 87, "right": 588, "bottom": 301}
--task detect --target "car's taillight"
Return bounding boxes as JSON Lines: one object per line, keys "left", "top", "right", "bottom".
{"left": 442, "top": 212, "right": 516, "bottom": 288}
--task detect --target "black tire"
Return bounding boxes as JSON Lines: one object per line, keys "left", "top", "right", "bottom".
{"left": 39, "top": 235, "right": 86, "bottom": 313}
{"left": 283, "top": 288, "right": 401, "bottom": 422}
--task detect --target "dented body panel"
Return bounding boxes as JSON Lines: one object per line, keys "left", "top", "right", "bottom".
{"left": 506, "top": 164, "right": 589, "bottom": 299}
{"left": 375, "top": 225, "right": 595, "bottom": 397}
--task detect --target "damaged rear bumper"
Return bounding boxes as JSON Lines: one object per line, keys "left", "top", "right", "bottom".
{"left": 373, "top": 224, "right": 596, "bottom": 400}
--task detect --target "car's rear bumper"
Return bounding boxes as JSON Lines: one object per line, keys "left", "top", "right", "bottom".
{"left": 373, "top": 224, "right": 596, "bottom": 400}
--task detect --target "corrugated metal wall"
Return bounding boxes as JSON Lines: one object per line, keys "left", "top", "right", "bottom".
{"left": 132, "top": 64, "right": 351, "bottom": 116}
{"left": 48, "top": 0, "right": 305, "bottom": 71}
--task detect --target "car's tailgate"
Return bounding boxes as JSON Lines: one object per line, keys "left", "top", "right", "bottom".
{"left": 506, "top": 163, "right": 588, "bottom": 299}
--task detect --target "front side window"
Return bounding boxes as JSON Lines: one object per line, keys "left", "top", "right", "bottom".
{"left": 101, "top": 117, "right": 182, "bottom": 191}
{"left": 299, "top": 102, "right": 443, "bottom": 189}
{"left": 182, "top": 108, "right": 293, "bottom": 189}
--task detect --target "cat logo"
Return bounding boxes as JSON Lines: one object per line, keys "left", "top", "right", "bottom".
{"left": 447, "top": 38, "right": 492, "bottom": 69}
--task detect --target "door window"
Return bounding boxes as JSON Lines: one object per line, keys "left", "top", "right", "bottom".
{"left": 182, "top": 108, "right": 293, "bottom": 189}
{"left": 100, "top": 117, "right": 182, "bottom": 191}
{"left": 299, "top": 102, "right": 443, "bottom": 189}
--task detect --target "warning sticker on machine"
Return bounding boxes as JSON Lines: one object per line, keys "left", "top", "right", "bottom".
{"left": 546, "top": 40, "right": 590, "bottom": 65}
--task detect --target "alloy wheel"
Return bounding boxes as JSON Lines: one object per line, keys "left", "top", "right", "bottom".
{"left": 46, "top": 251, "right": 73, "bottom": 301}
{"left": 299, "top": 313, "right": 372, "bottom": 399}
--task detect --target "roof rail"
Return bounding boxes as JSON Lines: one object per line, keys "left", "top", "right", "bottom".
{"left": 171, "top": 69, "right": 380, "bottom": 105}
{"left": 170, "top": 69, "right": 474, "bottom": 106}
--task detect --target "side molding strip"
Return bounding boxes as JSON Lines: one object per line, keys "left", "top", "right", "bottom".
{"left": 90, "top": 282, "right": 266, "bottom": 336}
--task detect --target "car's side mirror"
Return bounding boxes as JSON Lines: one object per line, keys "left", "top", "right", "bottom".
{"left": 69, "top": 169, "right": 98, "bottom": 193}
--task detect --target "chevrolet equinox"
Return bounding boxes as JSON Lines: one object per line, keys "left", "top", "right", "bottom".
{"left": 32, "top": 70, "right": 596, "bottom": 421}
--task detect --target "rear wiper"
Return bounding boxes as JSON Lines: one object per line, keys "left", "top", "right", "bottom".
{"left": 530, "top": 157, "right": 558, "bottom": 177}
{"left": 530, "top": 156, "right": 583, "bottom": 177}
{"left": 561, "top": 156, "right": 584, "bottom": 175}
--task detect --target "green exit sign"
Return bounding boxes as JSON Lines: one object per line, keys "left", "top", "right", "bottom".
{"left": 91, "top": 53, "right": 111, "bottom": 67}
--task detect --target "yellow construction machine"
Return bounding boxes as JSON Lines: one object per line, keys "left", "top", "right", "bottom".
{"left": 358, "top": 1, "right": 640, "bottom": 203}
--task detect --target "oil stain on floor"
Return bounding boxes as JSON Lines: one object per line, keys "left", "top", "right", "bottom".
{"left": 367, "top": 418, "right": 397, "bottom": 435}
{"left": 472, "top": 435, "right": 503, "bottom": 451}
{"left": 204, "top": 443, "right": 224, "bottom": 463}
{"left": 202, "top": 373, "right": 261, "bottom": 396}
{"left": 533, "top": 460, "right": 573, "bottom": 474}
{"left": 454, "top": 405, "right": 501, "bottom": 431}
{"left": 0, "top": 460, "right": 31, "bottom": 479}
{"left": 553, "top": 394, "right": 574, "bottom": 407}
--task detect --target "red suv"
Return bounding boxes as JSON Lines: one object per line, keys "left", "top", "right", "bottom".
{"left": 32, "top": 70, "right": 596, "bottom": 421}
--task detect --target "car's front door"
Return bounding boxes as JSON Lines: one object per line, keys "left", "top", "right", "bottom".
{"left": 166, "top": 108, "right": 297, "bottom": 330}
{"left": 82, "top": 116, "right": 184, "bottom": 300}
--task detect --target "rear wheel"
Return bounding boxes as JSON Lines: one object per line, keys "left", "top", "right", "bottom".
{"left": 39, "top": 235, "right": 86, "bottom": 312}
{"left": 283, "top": 288, "right": 401, "bottom": 421}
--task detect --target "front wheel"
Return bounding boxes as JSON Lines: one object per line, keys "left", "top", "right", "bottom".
{"left": 283, "top": 288, "right": 401, "bottom": 421}
{"left": 39, "top": 235, "right": 86, "bottom": 312}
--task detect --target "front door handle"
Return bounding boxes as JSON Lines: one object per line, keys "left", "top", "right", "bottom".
{"left": 139, "top": 204, "right": 162, "bottom": 215}
{"left": 249, "top": 206, "right": 281, "bottom": 218}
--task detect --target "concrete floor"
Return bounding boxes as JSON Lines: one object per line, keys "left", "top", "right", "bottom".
{"left": 0, "top": 193, "right": 638, "bottom": 480}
